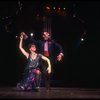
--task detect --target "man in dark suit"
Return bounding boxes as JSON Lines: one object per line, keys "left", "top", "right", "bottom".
{"left": 22, "top": 31, "right": 64, "bottom": 90}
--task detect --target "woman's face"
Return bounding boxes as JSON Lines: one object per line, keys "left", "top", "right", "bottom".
{"left": 29, "top": 45, "right": 36, "bottom": 52}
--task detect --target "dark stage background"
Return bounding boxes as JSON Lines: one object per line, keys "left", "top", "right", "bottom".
{"left": 0, "top": 1, "right": 99, "bottom": 88}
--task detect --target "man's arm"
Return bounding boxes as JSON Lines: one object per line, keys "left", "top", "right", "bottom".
{"left": 53, "top": 40, "right": 64, "bottom": 61}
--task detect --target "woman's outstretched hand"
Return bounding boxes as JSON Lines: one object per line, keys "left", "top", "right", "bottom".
{"left": 20, "top": 32, "right": 24, "bottom": 40}
{"left": 20, "top": 32, "right": 28, "bottom": 39}
{"left": 46, "top": 67, "right": 51, "bottom": 74}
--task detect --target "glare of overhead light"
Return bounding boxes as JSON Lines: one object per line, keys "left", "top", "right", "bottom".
{"left": 63, "top": 7, "right": 66, "bottom": 10}
{"left": 81, "top": 38, "right": 84, "bottom": 41}
{"left": 30, "top": 33, "right": 33, "bottom": 36}
{"left": 16, "top": 36, "right": 18, "bottom": 38}
{"left": 53, "top": 7, "right": 56, "bottom": 9}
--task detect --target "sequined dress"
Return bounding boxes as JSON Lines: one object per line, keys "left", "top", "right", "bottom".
{"left": 16, "top": 54, "right": 42, "bottom": 91}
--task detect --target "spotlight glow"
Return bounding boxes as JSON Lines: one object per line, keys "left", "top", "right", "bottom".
{"left": 53, "top": 7, "right": 56, "bottom": 9}
{"left": 63, "top": 7, "right": 66, "bottom": 10}
{"left": 81, "top": 38, "right": 84, "bottom": 41}
{"left": 16, "top": 36, "right": 18, "bottom": 38}
{"left": 30, "top": 33, "right": 33, "bottom": 37}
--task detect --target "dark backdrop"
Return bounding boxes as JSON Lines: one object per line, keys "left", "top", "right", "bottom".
{"left": 0, "top": 1, "right": 99, "bottom": 88}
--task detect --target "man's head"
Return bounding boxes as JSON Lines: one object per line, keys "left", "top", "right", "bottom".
{"left": 42, "top": 31, "right": 51, "bottom": 40}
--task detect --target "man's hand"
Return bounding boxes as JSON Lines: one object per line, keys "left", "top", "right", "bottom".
{"left": 57, "top": 53, "right": 63, "bottom": 61}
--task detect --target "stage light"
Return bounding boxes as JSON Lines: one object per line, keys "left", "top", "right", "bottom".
{"left": 58, "top": 7, "right": 61, "bottom": 10}
{"left": 63, "top": 7, "right": 66, "bottom": 10}
{"left": 53, "top": 7, "right": 56, "bottom": 10}
{"left": 81, "top": 38, "right": 84, "bottom": 41}
{"left": 30, "top": 33, "right": 34, "bottom": 37}
{"left": 16, "top": 36, "right": 18, "bottom": 38}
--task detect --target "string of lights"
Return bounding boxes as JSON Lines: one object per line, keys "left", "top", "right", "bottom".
{"left": 0, "top": 1, "right": 87, "bottom": 47}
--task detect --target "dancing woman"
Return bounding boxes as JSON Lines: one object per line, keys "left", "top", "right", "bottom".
{"left": 16, "top": 32, "right": 51, "bottom": 91}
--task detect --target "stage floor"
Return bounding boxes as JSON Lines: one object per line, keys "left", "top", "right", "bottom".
{"left": 0, "top": 87, "right": 100, "bottom": 99}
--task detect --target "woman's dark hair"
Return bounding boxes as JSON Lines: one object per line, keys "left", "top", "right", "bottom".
{"left": 28, "top": 42, "right": 36, "bottom": 49}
